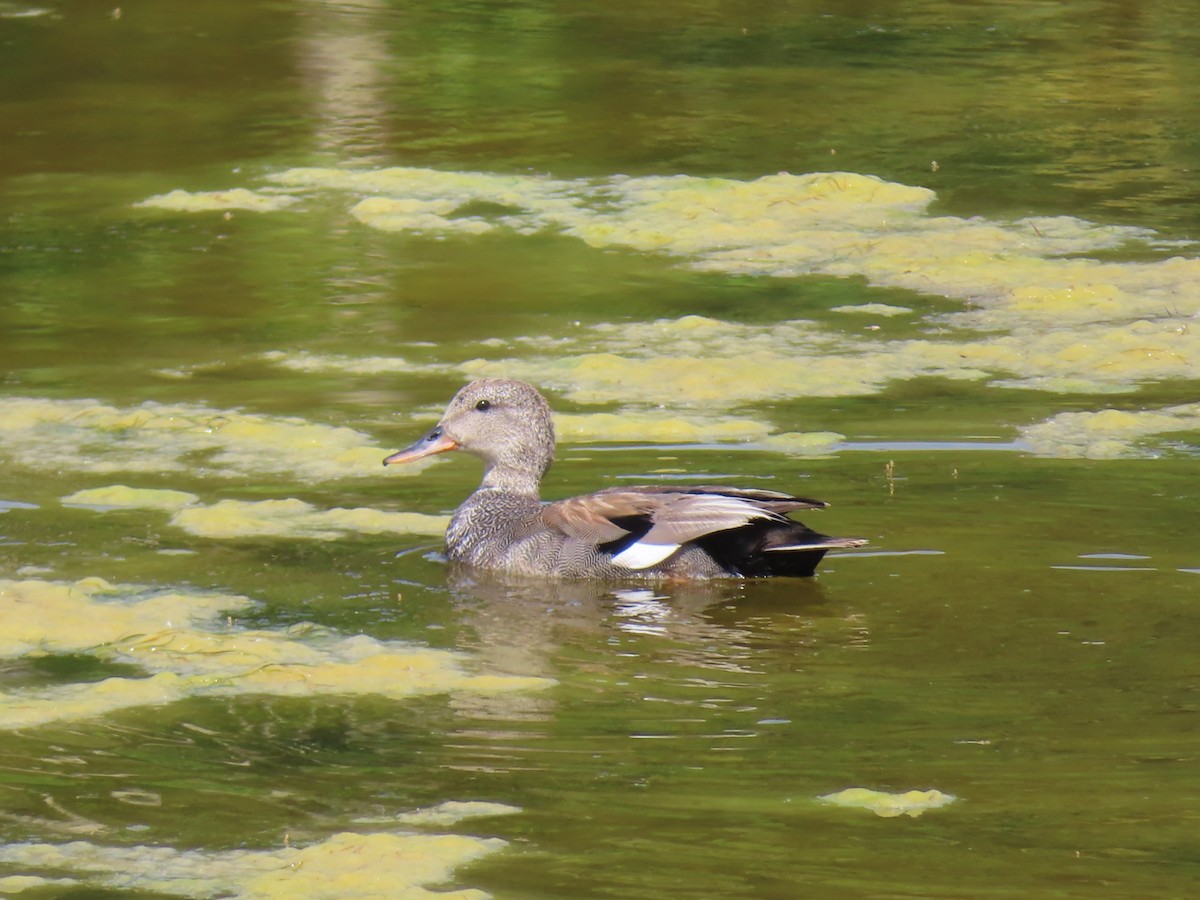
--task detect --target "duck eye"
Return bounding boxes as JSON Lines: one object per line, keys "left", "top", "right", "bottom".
{"left": 475, "top": 399, "right": 492, "bottom": 411}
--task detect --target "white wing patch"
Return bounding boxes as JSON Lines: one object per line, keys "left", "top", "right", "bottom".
{"left": 611, "top": 541, "right": 682, "bottom": 570}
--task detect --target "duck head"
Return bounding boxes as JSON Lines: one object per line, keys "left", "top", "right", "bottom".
{"left": 383, "top": 379, "right": 556, "bottom": 495}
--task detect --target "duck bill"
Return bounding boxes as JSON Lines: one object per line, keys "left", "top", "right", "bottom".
{"left": 382, "top": 427, "right": 459, "bottom": 466}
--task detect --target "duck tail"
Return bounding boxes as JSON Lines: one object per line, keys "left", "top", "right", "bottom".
{"left": 696, "top": 523, "right": 867, "bottom": 577}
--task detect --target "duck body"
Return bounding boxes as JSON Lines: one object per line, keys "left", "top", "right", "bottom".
{"left": 384, "top": 379, "right": 866, "bottom": 580}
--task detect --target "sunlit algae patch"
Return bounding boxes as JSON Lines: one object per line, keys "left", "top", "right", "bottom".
{"left": 818, "top": 788, "right": 956, "bottom": 818}
{"left": 450, "top": 314, "right": 1200, "bottom": 403}
{"left": 150, "top": 167, "right": 1199, "bottom": 342}
{"left": 137, "top": 167, "right": 1200, "bottom": 456}
{"left": 62, "top": 485, "right": 201, "bottom": 512}
{"left": 0, "top": 397, "right": 430, "bottom": 480}
{"left": 168, "top": 498, "right": 450, "bottom": 540}
{"left": 62, "top": 487, "right": 450, "bottom": 540}
{"left": 1016, "top": 403, "right": 1200, "bottom": 459}
{"left": 135, "top": 187, "right": 298, "bottom": 212}
{"left": 0, "top": 802, "right": 520, "bottom": 898}
{"left": 0, "top": 577, "right": 551, "bottom": 730}
{"left": 261, "top": 317, "right": 1200, "bottom": 458}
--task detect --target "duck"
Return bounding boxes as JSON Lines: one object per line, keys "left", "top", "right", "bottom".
{"left": 383, "top": 379, "right": 866, "bottom": 579}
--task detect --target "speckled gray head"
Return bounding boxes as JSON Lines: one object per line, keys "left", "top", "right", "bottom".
{"left": 383, "top": 379, "right": 556, "bottom": 494}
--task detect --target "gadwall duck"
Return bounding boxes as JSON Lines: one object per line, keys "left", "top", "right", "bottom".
{"left": 383, "top": 379, "right": 866, "bottom": 579}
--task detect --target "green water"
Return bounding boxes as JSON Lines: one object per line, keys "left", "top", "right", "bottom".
{"left": 3, "top": 0, "right": 1200, "bottom": 897}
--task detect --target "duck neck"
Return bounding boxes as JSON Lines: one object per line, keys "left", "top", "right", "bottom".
{"left": 471, "top": 422, "right": 555, "bottom": 498}
{"left": 479, "top": 458, "right": 547, "bottom": 497}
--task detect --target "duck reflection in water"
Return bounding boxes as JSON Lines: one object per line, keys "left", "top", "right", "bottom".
{"left": 386, "top": 551, "right": 861, "bottom": 746}
{"left": 440, "top": 564, "right": 844, "bottom": 683}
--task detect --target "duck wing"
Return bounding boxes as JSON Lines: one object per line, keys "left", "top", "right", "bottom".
{"left": 538, "top": 490, "right": 657, "bottom": 545}
{"left": 596, "top": 484, "right": 829, "bottom": 513}
{"left": 541, "top": 485, "right": 826, "bottom": 570}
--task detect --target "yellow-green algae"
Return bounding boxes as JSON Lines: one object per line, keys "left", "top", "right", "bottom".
{"left": 269, "top": 165, "right": 587, "bottom": 237}
{"left": 0, "top": 875, "right": 76, "bottom": 893}
{"left": 169, "top": 498, "right": 449, "bottom": 540}
{"left": 1017, "top": 402, "right": 1200, "bottom": 459}
{"left": 0, "top": 397, "right": 427, "bottom": 480}
{"left": 458, "top": 314, "right": 1200, "bottom": 403}
{"left": 59, "top": 486, "right": 448, "bottom": 541}
{"left": 830, "top": 303, "right": 914, "bottom": 317}
{"left": 137, "top": 167, "right": 1200, "bottom": 456}
{"left": 0, "top": 804, "right": 518, "bottom": 897}
{"left": 0, "top": 578, "right": 550, "bottom": 729}
{"left": 370, "top": 801, "right": 521, "bottom": 828}
{"left": 350, "top": 195, "right": 495, "bottom": 235}
{"left": 259, "top": 319, "right": 1200, "bottom": 457}
{"left": 258, "top": 355, "right": 846, "bottom": 450}
{"left": 134, "top": 188, "right": 298, "bottom": 213}
{"left": 261, "top": 349, "right": 430, "bottom": 375}
{"left": 818, "top": 788, "right": 957, "bottom": 818}
{"left": 256, "top": 168, "right": 1199, "bottom": 330}
{"left": 137, "top": 166, "right": 1200, "bottom": 347}
{"left": 759, "top": 431, "right": 846, "bottom": 455}
{"left": 263, "top": 311, "right": 1200, "bottom": 407}
{"left": 554, "top": 411, "right": 777, "bottom": 445}
{"left": 62, "top": 485, "right": 201, "bottom": 512}
{"left": 0, "top": 576, "right": 253, "bottom": 659}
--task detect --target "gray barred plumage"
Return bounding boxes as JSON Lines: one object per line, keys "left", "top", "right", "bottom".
{"left": 384, "top": 379, "right": 865, "bottom": 579}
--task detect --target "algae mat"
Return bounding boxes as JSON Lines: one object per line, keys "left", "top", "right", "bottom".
{"left": 5, "top": 0, "right": 1200, "bottom": 897}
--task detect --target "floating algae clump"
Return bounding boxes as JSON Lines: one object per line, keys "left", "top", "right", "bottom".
{"left": 62, "top": 485, "right": 200, "bottom": 512}
{"left": 142, "top": 166, "right": 1196, "bottom": 342}
{"left": 0, "top": 578, "right": 550, "bottom": 729}
{"left": 818, "top": 788, "right": 957, "bottom": 818}
{"left": 0, "top": 397, "right": 413, "bottom": 481}
{"left": 553, "top": 411, "right": 775, "bottom": 444}
{"left": 60, "top": 488, "right": 448, "bottom": 540}
{"left": 1018, "top": 402, "right": 1200, "bottom": 458}
{"left": 458, "top": 314, "right": 1200, "bottom": 404}
{"left": 138, "top": 165, "right": 1200, "bottom": 455}
{"left": 247, "top": 167, "right": 1196, "bottom": 334}
{"left": 135, "top": 188, "right": 298, "bottom": 212}
{"left": 0, "top": 810, "right": 515, "bottom": 898}
{"left": 256, "top": 315, "right": 1200, "bottom": 458}
{"left": 168, "top": 497, "right": 449, "bottom": 540}
{"left": 0, "top": 576, "right": 253, "bottom": 659}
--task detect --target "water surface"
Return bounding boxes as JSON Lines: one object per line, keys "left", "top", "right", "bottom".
{"left": 2, "top": 1, "right": 1200, "bottom": 897}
